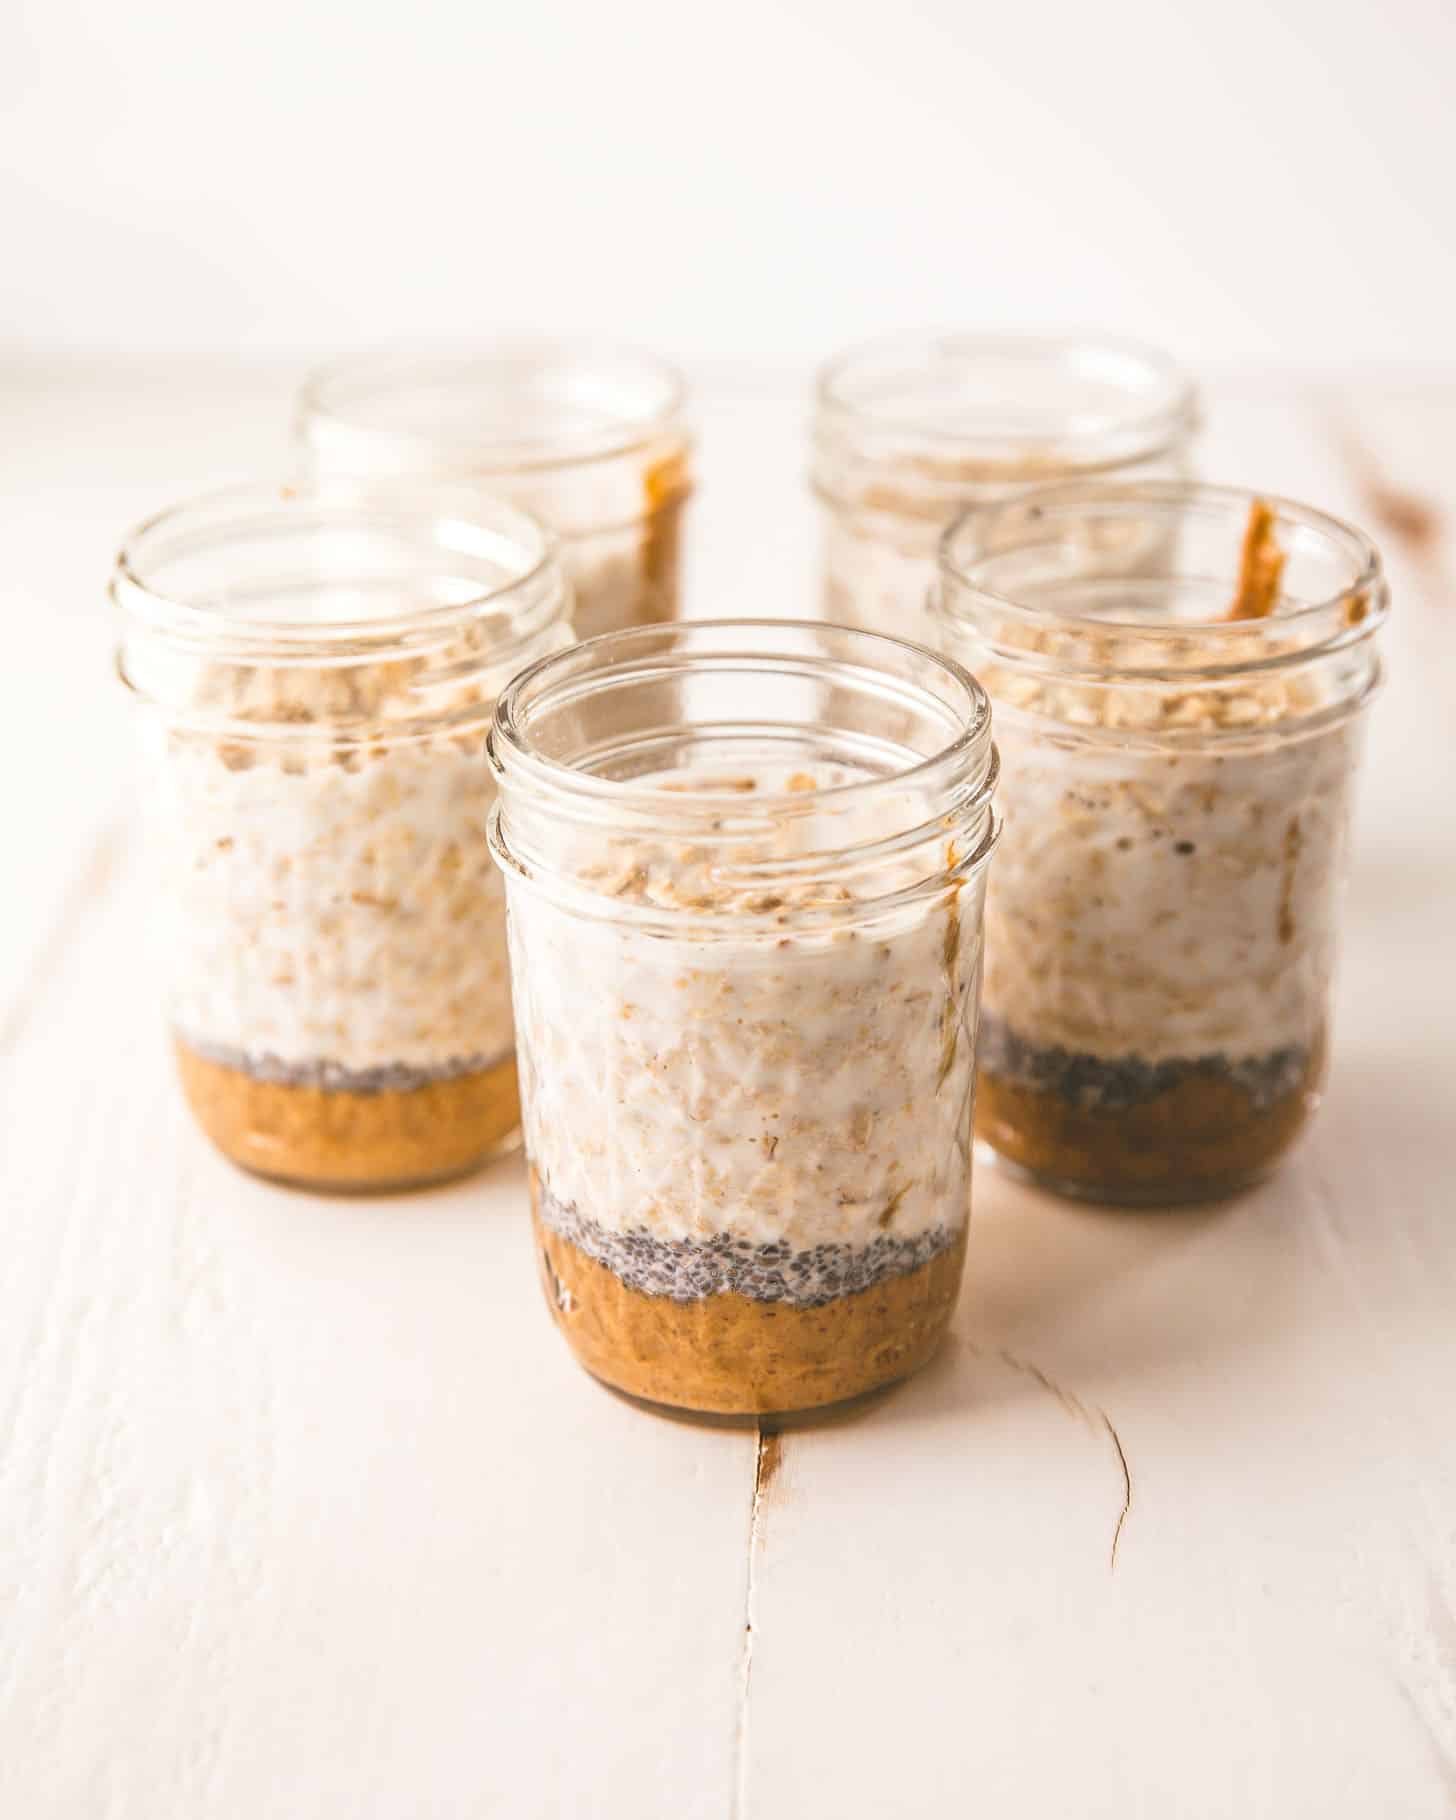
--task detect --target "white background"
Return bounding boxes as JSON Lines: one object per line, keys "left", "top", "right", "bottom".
{"left": 5, "top": 5, "right": 1456, "bottom": 1810}
{"left": 3, "top": 0, "right": 1453, "bottom": 369}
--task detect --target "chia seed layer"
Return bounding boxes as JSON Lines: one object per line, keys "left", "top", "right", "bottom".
{"left": 533, "top": 1197, "right": 969, "bottom": 1415}
{"left": 534, "top": 1183, "right": 960, "bottom": 1310}
{"left": 976, "top": 1018, "right": 1327, "bottom": 1204}
{"left": 177, "top": 1033, "right": 507, "bottom": 1096}
{"left": 979, "top": 1016, "right": 1311, "bottom": 1115}
{"left": 174, "top": 1038, "right": 521, "bottom": 1190}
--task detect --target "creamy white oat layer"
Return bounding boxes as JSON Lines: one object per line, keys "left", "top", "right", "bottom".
{"left": 506, "top": 777, "right": 983, "bottom": 1252}
{"left": 564, "top": 528, "right": 673, "bottom": 642}
{"left": 143, "top": 724, "right": 512, "bottom": 1076}
{"left": 823, "top": 522, "right": 939, "bottom": 645}
{"left": 984, "top": 698, "right": 1360, "bottom": 1065}
{"left": 824, "top": 508, "right": 1178, "bottom": 649}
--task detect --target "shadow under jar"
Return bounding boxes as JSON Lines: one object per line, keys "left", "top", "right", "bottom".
{"left": 295, "top": 343, "right": 691, "bottom": 644}
{"left": 114, "top": 482, "right": 572, "bottom": 1192}
{"left": 811, "top": 333, "right": 1199, "bottom": 648}
{"left": 937, "top": 482, "right": 1388, "bottom": 1205}
{"left": 488, "top": 622, "right": 1001, "bottom": 1415}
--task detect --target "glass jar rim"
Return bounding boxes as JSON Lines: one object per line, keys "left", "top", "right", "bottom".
{"left": 815, "top": 332, "right": 1199, "bottom": 461}
{"left": 111, "top": 479, "right": 567, "bottom": 663}
{"left": 488, "top": 620, "right": 1000, "bottom": 931}
{"left": 489, "top": 617, "right": 996, "bottom": 826}
{"left": 938, "top": 480, "right": 1387, "bottom": 684}
{"left": 296, "top": 341, "right": 690, "bottom": 474}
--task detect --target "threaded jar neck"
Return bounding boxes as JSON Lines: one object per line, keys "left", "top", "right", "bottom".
{"left": 296, "top": 343, "right": 692, "bottom": 538}
{"left": 937, "top": 480, "right": 1387, "bottom": 745}
{"left": 113, "top": 480, "right": 570, "bottom": 737}
{"left": 812, "top": 333, "right": 1199, "bottom": 536}
{"left": 489, "top": 620, "right": 1000, "bottom": 932}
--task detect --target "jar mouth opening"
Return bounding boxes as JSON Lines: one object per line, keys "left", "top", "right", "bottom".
{"left": 297, "top": 342, "right": 689, "bottom": 473}
{"left": 112, "top": 480, "right": 566, "bottom": 660}
{"left": 938, "top": 480, "right": 1387, "bottom": 681}
{"left": 488, "top": 622, "right": 1001, "bottom": 930}
{"left": 815, "top": 332, "right": 1199, "bottom": 465}
{"left": 489, "top": 618, "right": 996, "bottom": 825}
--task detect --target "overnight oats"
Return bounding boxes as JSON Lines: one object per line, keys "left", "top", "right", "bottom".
{"left": 811, "top": 334, "right": 1199, "bottom": 646}
{"left": 114, "top": 483, "right": 572, "bottom": 1190}
{"left": 937, "top": 482, "right": 1388, "bottom": 1204}
{"left": 296, "top": 344, "right": 691, "bottom": 642}
{"left": 488, "top": 622, "right": 1000, "bottom": 1414}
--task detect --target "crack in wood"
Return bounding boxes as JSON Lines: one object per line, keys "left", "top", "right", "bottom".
{"left": 753, "top": 1425, "right": 783, "bottom": 1505}
{"left": 1320, "top": 396, "right": 1449, "bottom": 566}
{"left": 731, "top": 1420, "right": 783, "bottom": 1820}
{"left": 996, "top": 1346, "right": 1095, "bottom": 1429}
{"left": 975, "top": 1345, "right": 1132, "bottom": 1573}
{"left": 1100, "top": 1408, "right": 1133, "bottom": 1573}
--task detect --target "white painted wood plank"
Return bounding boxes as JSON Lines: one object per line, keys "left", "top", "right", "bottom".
{"left": 1322, "top": 378, "right": 1456, "bottom": 672}
{"left": 0, "top": 359, "right": 297, "bottom": 1036}
{"left": 4, "top": 362, "right": 1454, "bottom": 1818}
{"left": 0, "top": 620, "right": 126, "bottom": 1052}
{"left": 0, "top": 358, "right": 768, "bottom": 1814}
{"left": 0, "top": 840, "right": 755, "bottom": 1817}
{"left": 740, "top": 379, "right": 1456, "bottom": 1818}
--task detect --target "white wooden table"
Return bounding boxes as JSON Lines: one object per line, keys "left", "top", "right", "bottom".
{"left": 2, "top": 360, "right": 1453, "bottom": 1818}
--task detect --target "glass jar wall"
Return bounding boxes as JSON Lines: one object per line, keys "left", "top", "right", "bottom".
{"left": 488, "top": 621, "right": 1000, "bottom": 1414}
{"left": 812, "top": 334, "right": 1199, "bottom": 645}
{"left": 937, "top": 482, "right": 1387, "bottom": 1204}
{"left": 296, "top": 343, "right": 691, "bottom": 642}
{"left": 114, "top": 481, "right": 572, "bottom": 1191}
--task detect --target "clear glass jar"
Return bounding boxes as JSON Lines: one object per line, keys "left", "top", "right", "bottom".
{"left": 937, "top": 481, "right": 1387, "bottom": 1205}
{"left": 488, "top": 621, "right": 1001, "bottom": 1415}
{"left": 113, "top": 481, "right": 572, "bottom": 1192}
{"left": 812, "top": 333, "right": 1200, "bottom": 646}
{"left": 295, "top": 343, "right": 691, "bottom": 643}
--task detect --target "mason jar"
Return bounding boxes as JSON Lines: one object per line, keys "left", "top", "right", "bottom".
{"left": 488, "top": 621, "right": 1000, "bottom": 1415}
{"left": 114, "top": 482, "right": 572, "bottom": 1191}
{"left": 811, "top": 333, "right": 1199, "bottom": 646}
{"left": 937, "top": 481, "right": 1387, "bottom": 1205}
{"left": 295, "top": 343, "right": 691, "bottom": 642}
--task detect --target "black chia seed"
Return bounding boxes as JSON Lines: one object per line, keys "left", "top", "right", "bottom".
{"left": 979, "top": 1015, "right": 1310, "bottom": 1114}
{"left": 177, "top": 1032, "right": 507, "bottom": 1095}
{"left": 535, "top": 1184, "right": 959, "bottom": 1309}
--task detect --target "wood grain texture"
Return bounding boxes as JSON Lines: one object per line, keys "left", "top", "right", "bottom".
{"left": 1, "top": 363, "right": 1452, "bottom": 1818}
{"left": 0, "top": 851, "right": 753, "bottom": 1817}
{"left": 0, "top": 360, "right": 293, "bottom": 1039}
{"left": 737, "top": 379, "right": 1456, "bottom": 1819}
